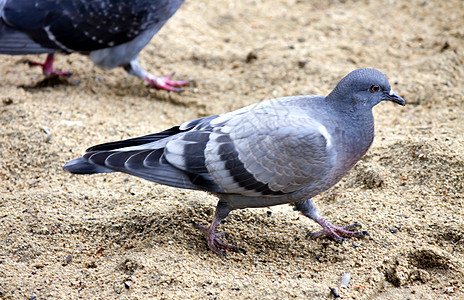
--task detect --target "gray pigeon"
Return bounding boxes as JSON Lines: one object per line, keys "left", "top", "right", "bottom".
{"left": 0, "top": 0, "right": 187, "bottom": 91}
{"left": 64, "top": 68, "right": 405, "bottom": 255}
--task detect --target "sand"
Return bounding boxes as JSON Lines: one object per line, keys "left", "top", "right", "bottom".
{"left": 1, "top": 0, "right": 463, "bottom": 299}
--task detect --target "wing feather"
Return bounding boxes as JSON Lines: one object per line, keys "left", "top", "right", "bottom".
{"left": 205, "top": 98, "right": 335, "bottom": 196}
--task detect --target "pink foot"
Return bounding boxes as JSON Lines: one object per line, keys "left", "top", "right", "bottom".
{"left": 145, "top": 73, "right": 189, "bottom": 92}
{"left": 27, "top": 53, "right": 72, "bottom": 77}
{"left": 192, "top": 221, "right": 247, "bottom": 256}
{"left": 308, "top": 218, "right": 369, "bottom": 242}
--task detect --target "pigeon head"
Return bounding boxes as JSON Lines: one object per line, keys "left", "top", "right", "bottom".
{"left": 326, "top": 68, "right": 405, "bottom": 111}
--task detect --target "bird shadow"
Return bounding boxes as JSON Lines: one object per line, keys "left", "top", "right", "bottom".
{"left": 102, "top": 79, "right": 202, "bottom": 108}
{"left": 19, "top": 75, "right": 75, "bottom": 90}
{"left": 16, "top": 71, "right": 198, "bottom": 108}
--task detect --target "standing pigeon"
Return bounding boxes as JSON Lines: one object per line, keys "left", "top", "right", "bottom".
{"left": 64, "top": 68, "right": 405, "bottom": 255}
{"left": 0, "top": 0, "right": 187, "bottom": 91}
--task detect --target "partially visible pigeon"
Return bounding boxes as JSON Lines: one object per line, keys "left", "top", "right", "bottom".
{"left": 0, "top": 0, "right": 187, "bottom": 91}
{"left": 64, "top": 68, "right": 405, "bottom": 255}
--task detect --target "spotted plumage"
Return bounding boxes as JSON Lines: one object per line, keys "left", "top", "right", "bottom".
{"left": 0, "top": 0, "right": 187, "bottom": 91}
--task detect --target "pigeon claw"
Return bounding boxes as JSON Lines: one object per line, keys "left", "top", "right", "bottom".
{"left": 308, "top": 218, "right": 369, "bottom": 242}
{"left": 145, "top": 73, "right": 189, "bottom": 92}
{"left": 192, "top": 221, "right": 247, "bottom": 256}
{"left": 26, "top": 54, "right": 72, "bottom": 77}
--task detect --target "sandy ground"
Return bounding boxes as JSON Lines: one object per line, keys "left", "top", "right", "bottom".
{"left": 1, "top": 0, "right": 464, "bottom": 299}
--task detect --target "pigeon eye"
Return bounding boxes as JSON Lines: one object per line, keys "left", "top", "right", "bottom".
{"left": 369, "top": 85, "right": 380, "bottom": 93}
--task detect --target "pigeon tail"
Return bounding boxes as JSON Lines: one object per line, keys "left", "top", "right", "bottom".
{"left": 0, "top": 21, "right": 54, "bottom": 54}
{"left": 64, "top": 157, "right": 114, "bottom": 174}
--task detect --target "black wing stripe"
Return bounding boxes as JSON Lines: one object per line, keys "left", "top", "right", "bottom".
{"left": 179, "top": 131, "right": 210, "bottom": 173}
{"left": 218, "top": 135, "right": 284, "bottom": 195}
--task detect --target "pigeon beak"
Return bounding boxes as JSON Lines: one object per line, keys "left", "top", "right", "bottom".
{"left": 383, "top": 89, "right": 406, "bottom": 106}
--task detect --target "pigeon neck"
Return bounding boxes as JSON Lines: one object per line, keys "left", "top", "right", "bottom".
{"left": 325, "top": 85, "right": 376, "bottom": 119}
{"left": 337, "top": 112, "right": 375, "bottom": 173}
{"left": 325, "top": 88, "right": 355, "bottom": 111}
{"left": 324, "top": 92, "right": 376, "bottom": 180}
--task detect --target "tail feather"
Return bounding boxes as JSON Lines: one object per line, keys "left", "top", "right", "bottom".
{"left": 63, "top": 157, "right": 113, "bottom": 174}
{"left": 0, "top": 21, "right": 54, "bottom": 54}
{"left": 63, "top": 116, "right": 225, "bottom": 193}
{"left": 85, "top": 126, "right": 182, "bottom": 152}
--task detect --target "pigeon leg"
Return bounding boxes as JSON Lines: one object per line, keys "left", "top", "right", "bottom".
{"left": 294, "top": 199, "right": 369, "bottom": 242}
{"left": 123, "top": 59, "right": 189, "bottom": 92}
{"left": 307, "top": 219, "right": 369, "bottom": 242}
{"left": 144, "top": 73, "right": 190, "bottom": 92}
{"left": 27, "top": 53, "right": 72, "bottom": 77}
{"left": 192, "top": 201, "right": 246, "bottom": 255}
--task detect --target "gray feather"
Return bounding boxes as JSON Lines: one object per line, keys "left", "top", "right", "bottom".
{"left": 63, "top": 157, "right": 113, "bottom": 174}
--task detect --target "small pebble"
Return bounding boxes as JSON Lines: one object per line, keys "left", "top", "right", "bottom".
{"left": 42, "top": 126, "right": 51, "bottom": 135}
{"left": 390, "top": 227, "right": 398, "bottom": 233}
{"left": 441, "top": 41, "right": 450, "bottom": 52}
{"left": 339, "top": 273, "right": 351, "bottom": 288}
{"left": 329, "top": 287, "right": 340, "bottom": 298}
{"left": 245, "top": 51, "right": 258, "bottom": 63}
{"left": 3, "top": 97, "right": 13, "bottom": 105}
{"left": 298, "top": 60, "right": 308, "bottom": 68}
{"left": 65, "top": 254, "right": 73, "bottom": 265}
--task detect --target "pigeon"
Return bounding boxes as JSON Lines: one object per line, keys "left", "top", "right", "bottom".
{"left": 0, "top": 0, "right": 188, "bottom": 91}
{"left": 64, "top": 68, "right": 405, "bottom": 255}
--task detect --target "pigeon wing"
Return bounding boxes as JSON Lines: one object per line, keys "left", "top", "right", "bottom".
{"left": 204, "top": 100, "right": 336, "bottom": 196}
